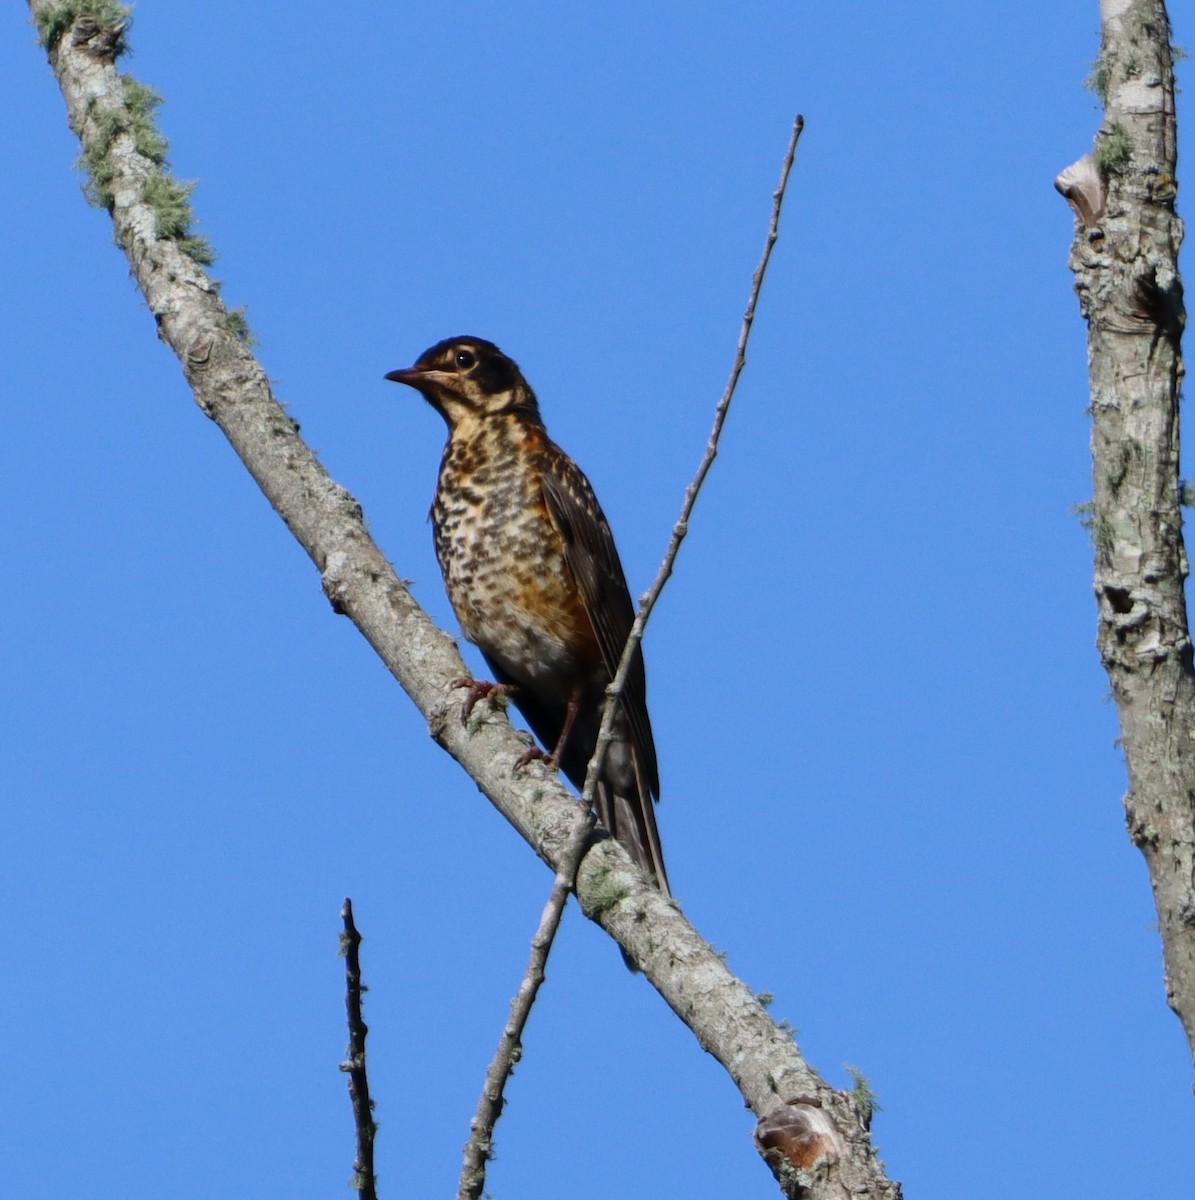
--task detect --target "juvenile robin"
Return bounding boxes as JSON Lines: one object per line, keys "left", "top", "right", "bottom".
{"left": 385, "top": 336, "right": 668, "bottom": 895}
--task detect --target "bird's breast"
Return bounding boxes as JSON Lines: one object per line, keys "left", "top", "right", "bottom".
{"left": 432, "top": 421, "right": 596, "bottom": 692}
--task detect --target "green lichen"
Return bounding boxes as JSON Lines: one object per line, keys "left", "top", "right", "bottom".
{"left": 1132, "top": 8, "right": 1158, "bottom": 40}
{"left": 50, "top": 9, "right": 247, "bottom": 318}
{"left": 141, "top": 173, "right": 195, "bottom": 237}
{"left": 846, "top": 1065, "right": 881, "bottom": 1126}
{"left": 224, "top": 306, "right": 258, "bottom": 349}
{"left": 583, "top": 867, "right": 629, "bottom": 916}
{"left": 1095, "top": 123, "right": 1133, "bottom": 177}
{"left": 34, "top": 0, "right": 131, "bottom": 53}
{"left": 121, "top": 78, "right": 169, "bottom": 163}
{"left": 68, "top": 62, "right": 217, "bottom": 268}
{"left": 141, "top": 174, "right": 215, "bottom": 265}
{"left": 1072, "top": 501, "right": 1114, "bottom": 555}
{"left": 74, "top": 77, "right": 168, "bottom": 206}
{"left": 78, "top": 138, "right": 116, "bottom": 209}
{"left": 1084, "top": 55, "right": 1110, "bottom": 105}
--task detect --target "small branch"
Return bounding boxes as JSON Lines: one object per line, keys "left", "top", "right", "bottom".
{"left": 580, "top": 114, "right": 806, "bottom": 816}
{"left": 457, "top": 812, "right": 596, "bottom": 1200}
{"left": 460, "top": 124, "right": 802, "bottom": 1180}
{"left": 340, "top": 899, "right": 378, "bottom": 1200}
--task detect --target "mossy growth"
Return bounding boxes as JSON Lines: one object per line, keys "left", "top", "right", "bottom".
{"left": 1073, "top": 501, "right": 1114, "bottom": 555}
{"left": 224, "top": 306, "right": 258, "bottom": 348}
{"left": 76, "top": 75, "right": 168, "bottom": 211}
{"left": 140, "top": 174, "right": 215, "bottom": 265}
{"left": 1095, "top": 123, "right": 1133, "bottom": 177}
{"left": 74, "top": 68, "right": 218, "bottom": 269}
{"left": 582, "top": 866, "right": 629, "bottom": 916}
{"left": 78, "top": 134, "right": 117, "bottom": 210}
{"left": 34, "top": 0, "right": 131, "bottom": 53}
{"left": 1131, "top": 7, "right": 1158, "bottom": 41}
{"left": 53, "top": 14, "right": 251, "bottom": 329}
{"left": 121, "top": 78, "right": 170, "bottom": 163}
{"left": 845, "top": 1065, "right": 881, "bottom": 1126}
{"left": 1084, "top": 55, "right": 1111, "bottom": 105}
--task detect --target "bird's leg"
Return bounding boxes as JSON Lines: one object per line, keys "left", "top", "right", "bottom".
{"left": 551, "top": 694, "right": 581, "bottom": 765}
{"left": 515, "top": 692, "right": 581, "bottom": 772}
{"left": 450, "top": 676, "right": 518, "bottom": 721}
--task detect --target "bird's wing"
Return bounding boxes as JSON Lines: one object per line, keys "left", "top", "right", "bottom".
{"left": 539, "top": 443, "right": 660, "bottom": 800}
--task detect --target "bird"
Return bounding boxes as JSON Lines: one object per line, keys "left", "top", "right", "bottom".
{"left": 385, "top": 336, "right": 668, "bottom": 897}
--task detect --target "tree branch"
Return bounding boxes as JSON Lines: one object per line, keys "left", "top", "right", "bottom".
{"left": 459, "top": 117, "right": 807, "bottom": 1193}
{"left": 27, "top": 5, "right": 899, "bottom": 1193}
{"left": 457, "top": 812, "right": 595, "bottom": 1200}
{"left": 340, "top": 899, "right": 379, "bottom": 1200}
{"left": 1058, "top": 0, "right": 1195, "bottom": 1066}
{"left": 581, "top": 115, "right": 804, "bottom": 811}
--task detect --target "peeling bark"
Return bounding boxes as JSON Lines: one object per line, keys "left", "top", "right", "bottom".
{"left": 1058, "top": 0, "right": 1194, "bottom": 1067}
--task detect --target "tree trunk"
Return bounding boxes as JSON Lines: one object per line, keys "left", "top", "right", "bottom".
{"left": 1057, "top": 0, "right": 1193, "bottom": 1067}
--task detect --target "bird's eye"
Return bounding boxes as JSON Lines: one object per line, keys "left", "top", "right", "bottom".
{"left": 455, "top": 349, "right": 476, "bottom": 369}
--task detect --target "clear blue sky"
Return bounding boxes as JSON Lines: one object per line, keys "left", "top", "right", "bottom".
{"left": 4, "top": 2, "right": 1192, "bottom": 1197}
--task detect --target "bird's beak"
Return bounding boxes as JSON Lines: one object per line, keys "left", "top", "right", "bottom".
{"left": 385, "top": 364, "right": 457, "bottom": 394}
{"left": 384, "top": 366, "right": 424, "bottom": 387}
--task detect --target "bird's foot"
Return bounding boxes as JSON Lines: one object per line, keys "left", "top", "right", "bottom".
{"left": 514, "top": 744, "right": 557, "bottom": 772}
{"left": 450, "top": 676, "right": 517, "bottom": 721}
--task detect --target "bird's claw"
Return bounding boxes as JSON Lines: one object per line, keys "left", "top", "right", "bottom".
{"left": 451, "top": 676, "right": 517, "bottom": 721}
{"left": 515, "top": 745, "right": 557, "bottom": 772}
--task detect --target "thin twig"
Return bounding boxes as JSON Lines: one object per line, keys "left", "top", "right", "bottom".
{"left": 580, "top": 114, "right": 806, "bottom": 815}
{"left": 340, "top": 898, "right": 379, "bottom": 1200}
{"left": 455, "top": 117, "right": 806, "bottom": 1193}
{"left": 456, "top": 811, "right": 597, "bottom": 1200}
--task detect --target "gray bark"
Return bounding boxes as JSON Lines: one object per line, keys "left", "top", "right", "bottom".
{"left": 27, "top": 2, "right": 900, "bottom": 1194}
{"left": 1058, "top": 0, "right": 1194, "bottom": 1067}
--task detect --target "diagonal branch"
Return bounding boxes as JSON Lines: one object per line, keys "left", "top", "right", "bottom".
{"left": 456, "top": 812, "right": 595, "bottom": 1200}
{"left": 456, "top": 118, "right": 806, "bottom": 1196}
{"left": 28, "top": 6, "right": 898, "bottom": 1195}
{"left": 580, "top": 115, "right": 804, "bottom": 812}
{"left": 460, "top": 120, "right": 806, "bottom": 1196}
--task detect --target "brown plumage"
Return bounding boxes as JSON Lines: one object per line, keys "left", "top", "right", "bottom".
{"left": 385, "top": 336, "right": 668, "bottom": 895}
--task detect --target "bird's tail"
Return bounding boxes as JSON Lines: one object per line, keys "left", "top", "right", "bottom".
{"left": 595, "top": 751, "right": 669, "bottom": 897}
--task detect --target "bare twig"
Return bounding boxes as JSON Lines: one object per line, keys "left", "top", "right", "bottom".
{"left": 340, "top": 898, "right": 379, "bottom": 1200}
{"left": 457, "top": 118, "right": 806, "bottom": 1189}
{"left": 456, "top": 811, "right": 596, "bottom": 1200}
{"left": 581, "top": 114, "right": 806, "bottom": 817}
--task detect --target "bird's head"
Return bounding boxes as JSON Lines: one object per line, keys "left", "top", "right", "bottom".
{"left": 385, "top": 336, "right": 541, "bottom": 429}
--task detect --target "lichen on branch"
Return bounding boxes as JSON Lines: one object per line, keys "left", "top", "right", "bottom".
{"left": 34, "top": 0, "right": 130, "bottom": 53}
